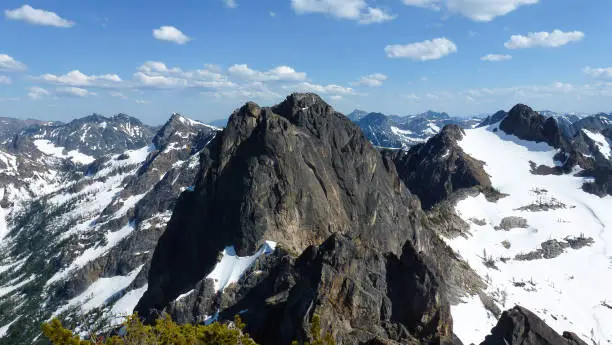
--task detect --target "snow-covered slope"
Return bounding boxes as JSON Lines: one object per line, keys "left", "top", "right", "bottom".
{"left": 448, "top": 123, "right": 612, "bottom": 345}
{"left": 206, "top": 241, "right": 276, "bottom": 292}
{"left": 0, "top": 113, "right": 219, "bottom": 344}
{"left": 582, "top": 129, "right": 612, "bottom": 160}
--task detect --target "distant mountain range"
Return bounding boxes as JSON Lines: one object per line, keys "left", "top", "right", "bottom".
{"left": 348, "top": 109, "right": 483, "bottom": 149}
{"left": 348, "top": 108, "right": 612, "bottom": 151}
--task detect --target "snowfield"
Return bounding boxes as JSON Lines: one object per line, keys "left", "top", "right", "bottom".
{"left": 54, "top": 265, "right": 144, "bottom": 316}
{"left": 207, "top": 241, "right": 277, "bottom": 292}
{"left": 34, "top": 139, "right": 96, "bottom": 165}
{"left": 449, "top": 124, "right": 612, "bottom": 345}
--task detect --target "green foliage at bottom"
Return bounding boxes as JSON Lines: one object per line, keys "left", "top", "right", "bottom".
{"left": 42, "top": 314, "right": 257, "bottom": 345}
{"left": 292, "top": 315, "right": 336, "bottom": 345}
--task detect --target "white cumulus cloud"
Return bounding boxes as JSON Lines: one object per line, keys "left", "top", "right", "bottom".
{"left": 0, "top": 76, "right": 11, "bottom": 85}
{"left": 358, "top": 7, "right": 397, "bottom": 24}
{"left": 291, "top": 0, "right": 395, "bottom": 24}
{"left": 208, "top": 82, "right": 281, "bottom": 100}
{"left": 353, "top": 73, "right": 387, "bottom": 87}
{"left": 481, "top": 54, "right": 512, "bottom": 61}
{"left": 504, "top": 30, "right": 584, "bottom": 49}
{"left": 447, "top": 0, "right": 538, "bottom": 21}
{"left": 56, "top": 87, "right": 95, "bottom": 97}
{"left": 28, "top": 86, "right": 50, "bottom": 100}
{"left": 583, "top": 67, "right": 612, "bottom": 79}
{"left": 36, "top": 70, "right": 122, "bottom": 87}
{"left": 228, "top": 64, "right": 307, "bottom": 82}
{"left": 285, "top": 82, "right": 356, "bottom": 95}
{"left": 134, "top": 61, "right": 235, "bottom": 89}
{"left": 153, "top": 26, "right": 191, "bottom": 44}
{"left": 5, "top": 5, "right": 74, "bottom": 27}
{"left": 0, "top": 54, "right": 27, "bottom": 71}
{"left": 401, "top": 0, "right": 538, "bottom": 21}
{"left": 385, "top": 37, "right": 457, "bottom": 61}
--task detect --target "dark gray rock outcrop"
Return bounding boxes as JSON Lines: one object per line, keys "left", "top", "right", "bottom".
{"left": 499, "top": 105, "right": 597, "bottom": 176}
{"left": 136, "top": 93, "right": 474, "bottom": 344}
{"left": 499, "top": 104, "right": 565, "bottom": 149}
{"left": 166, "top": 234, "right": 456, "bottom": 345}
{"left": 480, "top": 306, "right": 587, "bottom": 345}
{"left": 392, "top": 125, "right": 492, "bottom": 210}
{"left": 494, "top": 217, "right": 528, "bottom": 231}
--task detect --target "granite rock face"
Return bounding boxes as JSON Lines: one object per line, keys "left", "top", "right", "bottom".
{"left": 136, "top": 93, "right": 467, "bottom": 344}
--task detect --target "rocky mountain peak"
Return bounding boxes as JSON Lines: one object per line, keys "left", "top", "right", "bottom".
{"left": 153, "top": 113, "right": 219, "bottom": 152}
{"left": 392, "top": 124, "right": 491, "bottom": 210}
{"left": 500, "top": 104, "right": 565, "bottom": 148}
{"left": 134, "top": 94, "right": 469, "bottom": 344}
{"left": 270, "top": 93, "right": 338, "bottom": 130}
{"left": 438, "top": 123, "right": 464, "bottom": 142}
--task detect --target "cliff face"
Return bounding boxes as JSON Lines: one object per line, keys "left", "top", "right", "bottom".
{"left": 392, "top": 125, "right": 492, "bottom": 210}
{"left": 136, "top": 93, "right": 458, "bottom": 344}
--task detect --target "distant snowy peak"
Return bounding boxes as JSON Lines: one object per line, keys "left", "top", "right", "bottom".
{"left": 0, "top": 117, "right": 61, "bottom": 143}
{"left": 354, "top": 110, "right": 483, "bottom": 149}
{"left": 152, "top": 113, "right": 220, "bottom": 151}
{"left": 21, "top": 113, "right": 156, "bottom": 158}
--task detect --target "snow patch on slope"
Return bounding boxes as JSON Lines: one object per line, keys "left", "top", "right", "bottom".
{"left": 46, "top": 222, "right": 137, "bottom": 287}
{"left": 0, "top": 274, "right": 36, "bottom": 298}
{"left": 0, "top": 316, "right": 21, "bottom": 337}
{"left": 34, "top": 139, "right": 95, "bottom": 165}
{"left": 451, "top": 295, "right": 497, "bottom": 345}
{"left": 449, "top": 125, "right": 612, "bottom": 345}
{"left": 207, "top": 241, "right": 277, "bottom": 292}
{"left": 583, "top": 129, "right": 611, "bottom": 160}
{"left": 175, "top": 113, "right": 220, "bottom": 131}
{"left": 109, "top": 284, "right": 148, "bottom": 322}
{"left": 55, "top": 265, "right": 144, "bottom": 316}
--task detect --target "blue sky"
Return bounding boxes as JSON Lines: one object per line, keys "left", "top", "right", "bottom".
{"left": 1, "top": 0, "right": 611, "bottom": 124}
